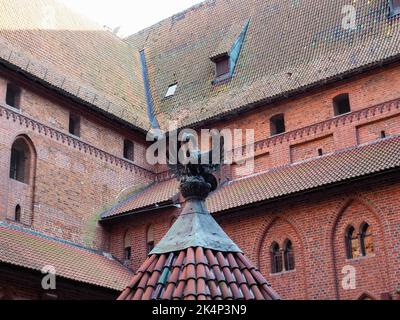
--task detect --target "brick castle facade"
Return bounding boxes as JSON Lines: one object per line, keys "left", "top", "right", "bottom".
{"left": 0, "top": 0, "right": 399, "bottom": 300}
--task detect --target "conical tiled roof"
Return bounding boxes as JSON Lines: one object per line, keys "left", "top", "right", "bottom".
{"left": 118, "top": 196, "right": 280, "bottom": 300}
{"left": 118, "top": 247, "right": 280, "bottom": 300}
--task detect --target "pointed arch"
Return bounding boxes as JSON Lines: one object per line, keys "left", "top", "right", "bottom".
{"left": 358, "top": 292, "right": 376, "bottom": 300}
{"left": 270, "top": 241, "right": 282, "bottom": 274}
{"left": 331, "top": 197, "right": 390, "bottom": 300}
{"left": 9, "top": 135, "right": 36, "bottom": 184}
{"left": 283, "top": 239, "right": 295, "bottom": 271}
{"left": 256, "top": 216, "right": 303, "bottom": 269}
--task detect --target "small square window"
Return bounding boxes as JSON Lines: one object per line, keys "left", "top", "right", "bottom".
{"left": 165, "top": 84, "right": 178, "bottom": 98}
{"left": 6, "top": 83, "right": 21, "bottom": 109}
{"left": 333, "top": 93, "right": 351, "bottom": 116}
{"left": 270, "top": 114, "right": 286, "bottom": 136}
{"left": 69, "top": 113, "right": 81, "bottom": 137}
{"left": 123, "top": 139, "right": 134, "bottom": 161}
{"left": 215, "top": 56, "right": 230, "bottom": 78}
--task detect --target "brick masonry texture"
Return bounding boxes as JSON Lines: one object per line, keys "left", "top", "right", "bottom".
{"left": 0, "top": 0, "right": 400, "bottom": 300}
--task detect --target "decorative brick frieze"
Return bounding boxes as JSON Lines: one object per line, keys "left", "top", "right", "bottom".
{"left": 0, "top": 103, "right": 155, "bottom": 179}
{"left": 253, "top": 98, "right": 400, "bottom": 152}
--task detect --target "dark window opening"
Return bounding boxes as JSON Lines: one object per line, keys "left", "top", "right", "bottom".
{"left": 216, "top": 56, "right": 230, "bottom": 77}
{"left": 15, "top": 205, "right": 21, "bottom": 222}
{"left": 123, "top": 140, "right": 134, "bottom": 161}
{"left": 212, "top": 55, "right": 231, "bottom": 83}
{"left": 6, "top": 84, "right": 21, "bottom": 109}
{"left": 389, "top": 0, "right": 400, "bottom": 16}
{"left": 69, "top": 113, "right": 81, "bottom": 137}
{"left": 380, "top": 131, "right": 387, "bottom": 139}
{"left": 124, "top": 247, "right": 131, "bottom": 261}
{"left": 284, "top": 240, "right": 295, "bottom": 271}
{"left": 360, "top": 223, "right": 374, "bottom": 257}
{"left": 346, "top": 225, "right": 360, "bottom": 259}
{"left": 10, "top": 139, "right": 30, "bottom": 183}
{"left": 333, "top": 93, "right": 351, "bottom": 116}
{"left": 270, "top": 114, "right": 286, "bottom": 136}
{"left": 123, "top": 231, "right": 132, "bottom": 265}
{"left": 318, "top": 148, "right": 323, "bottom": 156}
{"left": 270, "top": 242, "right": 283, "bottom": 274}
{"left": 146, "top": 225, "right": 155, "bottom": 254}
{"left": 147, "top": 241, "right": 155, "bottom": 254}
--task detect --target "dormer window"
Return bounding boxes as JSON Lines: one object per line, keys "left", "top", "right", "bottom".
{"left": 211, "top": 54, "right": 231, "bottom": 83}
{"left": 215, "top": 55, "right": 230, "bottom": 78}
{"left": 165, "top": 83, "right": 177, "bottom": 98}
{"left": 389, "top": 0, "right": 400, "bottom": 16}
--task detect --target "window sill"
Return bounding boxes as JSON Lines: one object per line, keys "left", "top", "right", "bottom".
{"left": 9, "top": 178, "right": 28, "bottom": 186}
{"left": 123, "top": 158, "right": 135, "bottom": 164}
{"left": 270, "top": 269, "right": 296, "bottom": 277}
{"left": 333, "top": 111, "right": 351, "bottom": 118}
{"left": 3, "top": 102, "right": 22, "bottom": 113}
{"left": 270, "top": 132, "right": 286, "bottom": 138}
{"left": 346, "top": 254, "right": 375, "bottom": 262}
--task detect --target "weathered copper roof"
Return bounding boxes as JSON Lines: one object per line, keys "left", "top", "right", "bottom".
{"left": 150, "top": 199, "right": 241, "bottom": 254}
{"left": 118, "top": 247, "right": 280, "bottom": 300}
{"left": 0, "top": 222, "right": 133, "bottom": 291}
{"left": 102, "top": 135, "right": 400, "bottom": 219}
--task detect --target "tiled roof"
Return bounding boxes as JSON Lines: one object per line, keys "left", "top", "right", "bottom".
{"left": 0, "top": 0, "right": 149, "bottom": 130}
{"left": 102, "top": 135, "right": 400, "bottom": 219}
{"left": 0, "top": 222, "right": 133, "bottom": 291}
{"left": 1, "top": 1, "right": 399, "bottom": 130}
{"left": 101, "top": 179, "right": 180, "bottom": 219}
{"left": 118, "top": 247, "right": 280, "bottom": 300}
{"left": 125, "top": 0, "right": 400, "bottom": 129}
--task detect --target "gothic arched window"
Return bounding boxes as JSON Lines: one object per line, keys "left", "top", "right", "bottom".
{"left": 346, "top": 225, "right": 360, "bottom": 259}
{"left": 10, "top": 138, "right": 32, "bottom": 184}
{"left": 360, "top": 223, "right": 374, "bottom": 257}
{"left": 284, "top": 240, "right": 295, "bottom": 271}
{"left": 270, "top": 242, "right": 282, "bottom": 274}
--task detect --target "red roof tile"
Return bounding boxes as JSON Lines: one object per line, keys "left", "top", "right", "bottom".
{"left": 0, "top": 223, "right": 133, "bottom": 291}
{"left": 0, "top": 0, "right": 149, "bottom": 130}
{"left": 118, "top": 247, "right": 280, "bottom": 300}
{"left": 103, "top": 136, "right": 400, "bottom": 219}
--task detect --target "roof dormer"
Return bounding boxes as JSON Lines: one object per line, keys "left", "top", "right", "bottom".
{"left": 210, "top": 20, "right": 250, "bottom": 85}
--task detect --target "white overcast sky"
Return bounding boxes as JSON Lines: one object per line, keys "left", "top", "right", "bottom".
{"left": 59, "top": 0, "right": 204, "bottom": 36}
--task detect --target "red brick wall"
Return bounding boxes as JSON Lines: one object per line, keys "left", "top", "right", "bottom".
{"left": 109, "top": 174, "right": 400, "bottom": 300}
{"left": 106, "top": 64, "right": 400, "bottom": 300}
{"left": 200, "top": 63, "right": 400, "bottom": 175}
{"left": 290, "top": 134, "right": 334, "bottom": 164}
{"left": 0, "top": 70, "right": 155, "bottom": 250}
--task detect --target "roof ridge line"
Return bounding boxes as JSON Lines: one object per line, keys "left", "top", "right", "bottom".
{"left": 229, "top": 134, "right": 400, "bottom": 184}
